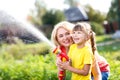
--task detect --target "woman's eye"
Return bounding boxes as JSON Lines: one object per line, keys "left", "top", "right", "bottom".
{"left": 66, "top": 32, "right": 70, "bottom": 35}
{"left": 58, "top": 34, "right": 63, "bottom": 38}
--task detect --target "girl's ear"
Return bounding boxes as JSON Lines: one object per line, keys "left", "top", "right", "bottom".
{"left": 86, "top": 35, "right": 90, "bottom": 41}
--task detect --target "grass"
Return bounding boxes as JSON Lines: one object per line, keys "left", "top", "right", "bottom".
{"left": 96, "top": 34, "right": 120, "bottom": 80}
{"left": 96, "top": 34, "right": 114, "bottom": 43}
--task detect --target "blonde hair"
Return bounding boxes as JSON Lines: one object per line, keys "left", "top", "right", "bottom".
{"left": 74, "top": 22, "right": 97, "bottom": 54}
{"left": 51, "top": 21, "right": 74, "bottom": 46}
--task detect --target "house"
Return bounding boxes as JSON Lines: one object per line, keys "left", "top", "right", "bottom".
{"left": 64, "top": 6, "right": 89, "bottom": 23}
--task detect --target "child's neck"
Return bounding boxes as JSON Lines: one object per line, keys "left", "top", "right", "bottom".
{"left": 76, "top": 43, "right": 85, "bottom": 49}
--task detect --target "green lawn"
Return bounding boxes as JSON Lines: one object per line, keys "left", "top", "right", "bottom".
{"left": 96, "top": 34, "right": 120, "bottom": 80}
{"left": 96, "top": 34, "right": 114, "bottom": 43}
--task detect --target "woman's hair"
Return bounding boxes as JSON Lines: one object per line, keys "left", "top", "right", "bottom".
{"left": 51, "top": 21, "right": 74, "bottom": 46}
{"left": 73, "top": 22, "right": 97, "bottom": 54}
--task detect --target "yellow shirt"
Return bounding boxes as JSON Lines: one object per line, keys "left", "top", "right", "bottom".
{"left": 68, "top": 44, "right": 93, "bottom": 80}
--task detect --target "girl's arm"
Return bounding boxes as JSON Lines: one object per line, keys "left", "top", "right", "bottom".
{"left": 58, "top": 61, "right": 91, "bottom": 76}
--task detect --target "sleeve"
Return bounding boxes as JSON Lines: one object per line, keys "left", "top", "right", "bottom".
{"left": 68, "top": 44, "right": 74, "bottom": 59}
{"left": 84, "top": 48, "right": 93, "bottom": 65}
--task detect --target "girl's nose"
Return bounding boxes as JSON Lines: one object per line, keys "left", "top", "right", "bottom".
{"left": 73, "top": 33, "right": 77, "bottom": 37}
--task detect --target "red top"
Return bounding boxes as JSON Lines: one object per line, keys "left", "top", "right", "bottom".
{"left": 95, "top": 53, "right": 110, "bottom": 72}
{"left": 60, "top": 46, "right": 67, "bottom": 54}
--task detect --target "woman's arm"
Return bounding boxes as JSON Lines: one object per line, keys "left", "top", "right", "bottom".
{"left": 92, "top": 59, "right": 102, "bottom": 80}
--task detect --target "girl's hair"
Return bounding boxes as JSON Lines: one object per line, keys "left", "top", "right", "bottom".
{"left": 73, "top": 23, "right": 89, "bottom": 35}
{"left": 51, "top": 21, "right": 74, "bottom": 46}
{"left": 74, "top": 22, "right": 97, "bottom": 54}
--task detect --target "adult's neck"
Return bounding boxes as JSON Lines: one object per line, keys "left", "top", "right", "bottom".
{"left": 65, "top": 46, "right": 69, "bottom": 53}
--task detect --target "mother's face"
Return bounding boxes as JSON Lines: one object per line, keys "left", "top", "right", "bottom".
{"left": 56, "top": 27, "right": 73, "bottom": 47}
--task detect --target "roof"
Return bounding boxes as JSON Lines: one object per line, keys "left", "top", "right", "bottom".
{"left": 64, "top": 6, "right": 89, "bottom": 22}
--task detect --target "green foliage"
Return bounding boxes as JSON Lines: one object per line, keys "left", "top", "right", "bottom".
{"left": 107, "top": 0, "right": 118, "bottom": 21}
{"left": 96, "top": 34, "right": 114, "bottom": 43}
{"left": 28, "top": 0, "right": 47, "bottom": 26}
{"left": 42, "top": 10, "right": 65, "bottom": 26}
{"left": 0, "top": 35, "right": 119, "bottom": 80}
{"left": 90, "top": 22, "right": 104, "bottom": 35}
{"left": 66, "top": 71, "right": 71, "bottom": 80}
{"left": 0, "top": 42, "right": 50, "bottom": 60}
{"left": 0, "top": 51, "right": 58, "bottom": 80}
{"left": 97, "top": 40, "right": 120, "bottom": 80}
{"left": 97, "top": 40, "right": 120, "bottom": 53}
{"left": 85, "top": 5, "right": 106, "bottom": 23}
{"left": 29, "top": 0, "right": 65, "bottom": 26}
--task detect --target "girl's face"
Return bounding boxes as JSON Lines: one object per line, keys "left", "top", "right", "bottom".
{"left": 72, "top": 31, "right": 86, "bottom": 44}
{"left": 56, "top": 27, "right": 73, "bottom": 47}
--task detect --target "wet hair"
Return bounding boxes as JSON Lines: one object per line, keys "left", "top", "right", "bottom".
{"left": 51, "top": 21, "right": 74, "bottom": 46}
{"left": 73, "top": 22, "right": 97, "bottom": 54}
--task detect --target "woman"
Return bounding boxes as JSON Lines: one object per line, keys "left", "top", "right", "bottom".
{"left": 51, "top": 21, "right": 74, "bottom": 80}
{"left": 51, "top": 21, "right": 102, "bottom": 80}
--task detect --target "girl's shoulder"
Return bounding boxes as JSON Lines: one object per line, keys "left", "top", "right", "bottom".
{"left": 70, "top": 44, "right": 76, "bottom": 48}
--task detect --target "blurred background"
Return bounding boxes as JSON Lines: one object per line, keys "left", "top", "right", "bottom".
{"left": 0, "top": 0, "right": 120, "bottom": 80}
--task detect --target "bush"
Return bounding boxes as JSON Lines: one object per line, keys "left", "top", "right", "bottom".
{"left": 0, "top": 42, "right": 50, "bottom": 60}
{"left": 0, "top": 53, "right": 58, "bottom": 80}
{"left": 90, "top": 22, "right": 104, "bottom": 35}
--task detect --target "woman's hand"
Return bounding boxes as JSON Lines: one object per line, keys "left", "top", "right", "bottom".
{"left": 57, "top": 60, "right": 71, "bottom": 70}
{"left": 56, "top": 57, "right": 64, "bottom": 71}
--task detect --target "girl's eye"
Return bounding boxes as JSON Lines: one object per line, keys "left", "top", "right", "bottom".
{"left": 72, "top": 31, "right": 81, "bottom": 34}
{"left": 72, "top": 31, "right": 75, "bottom": 34}
{"left": 77, "top": 32, "right": 81, "bottom": 34}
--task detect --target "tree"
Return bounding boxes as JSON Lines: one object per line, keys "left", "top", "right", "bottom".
{"left": 42, "top": 10, "right": 65, "bottom": 26}
{"left": 64, "top": 0, "right": 77, "bottom": 7}
{"left": 107, "top": 0, "right": 120, "bottom": 38}
{"left": 85, "top": 5, "right": 106, "bottom": 24}
{"left": 28, "top": 0, "right": 47, "bottom": 26}
{"left": 28, "top": 0, "right": 65, "bottom": 27}
{"left": 106, "top": 0, "right": 118, "bottom": 22}
{"left": 84, "top": 5, "right": 106, "bottom": 35}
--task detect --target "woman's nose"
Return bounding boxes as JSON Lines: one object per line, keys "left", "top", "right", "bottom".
{"left": 63, "top": 35, "right": 67, "bottom": 39}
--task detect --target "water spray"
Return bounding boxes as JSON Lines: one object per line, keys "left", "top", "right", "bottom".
{"left": 19, "top": 21, "right": 56, "bottom": 48}
{"left": 0, "top": 11, "right": 68, "bottom": 80}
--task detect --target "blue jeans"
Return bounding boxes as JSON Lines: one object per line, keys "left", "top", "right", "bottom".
{"left": 91, "top": 72, "right": 110, "bottom": 80}
{"left": 101, "top": 72, "right": 110, "bottom": 80}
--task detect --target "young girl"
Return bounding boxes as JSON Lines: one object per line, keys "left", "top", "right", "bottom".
{"left": 81, "top": 22, "right": 110, "bottom": 80}
{"left": 58, "top": 23, "right": 94, "bottom": 80}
